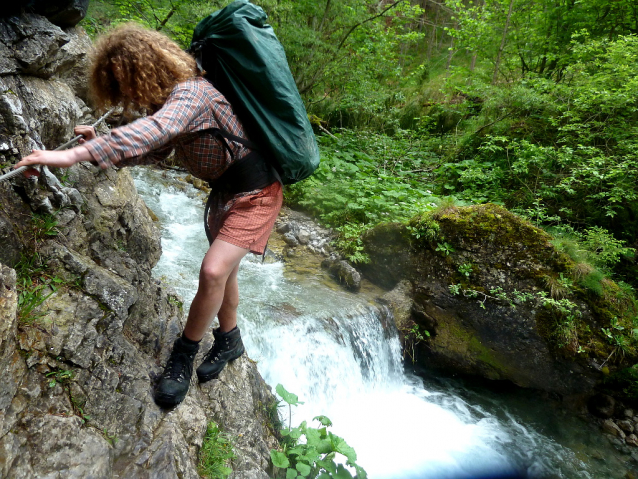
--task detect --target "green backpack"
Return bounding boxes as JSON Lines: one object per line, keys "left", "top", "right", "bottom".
{"left": 189, "top": 0, "right": 320, "bottom": 185}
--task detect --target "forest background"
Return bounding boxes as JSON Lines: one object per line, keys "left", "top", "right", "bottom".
{"left": 84, "top": 0, "right": 638, "bottom": 295}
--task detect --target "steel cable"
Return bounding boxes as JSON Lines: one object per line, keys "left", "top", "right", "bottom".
{"left": 0, "top": 109, "right": 113, "bottom": 183}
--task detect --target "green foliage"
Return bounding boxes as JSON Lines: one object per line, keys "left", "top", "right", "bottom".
{"left": 14, "top": 253, "right": 61, "bottom": 324}
{"left": 407, "top": 213, "right": 440, "bottom": 243}
{"left": 85, "top": 0, "right": 215, "bottom": 46}
{"left": 331, "top": 224, "right": 369, "bottom": 264}
{"left": 198, "top": 422, "right": 236, "bottom": 479}
{"left": 272, "top": 384, "right": 367, "bottom": 479}
{"left": 46, "top": 369, "right": 74, "bottom": 388}
{"left": 403, "top": 324, "right": 430, "bottom": 363}
{"left": 32, "top": 212, "right": 59, "bottom": 240}
{"left": 458, "top": 262, "right": 473, "bottom": 278}
{"left": 435, "top": 242, "right": 455, "bottom": 257}
{"left": 286, "top": 130, "right": 440, "bottom": 259}
{"left": 288, "top": 131, "right": 439, "bottom": 226}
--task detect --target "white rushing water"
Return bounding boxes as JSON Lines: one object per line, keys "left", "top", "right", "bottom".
{"left": 131, "top": 168, "right": 626, "bottom": 479}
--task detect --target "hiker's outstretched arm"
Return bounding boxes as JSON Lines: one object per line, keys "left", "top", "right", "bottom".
{"left": 15, "top": 146, "right": 92, "bottom": 170}
{"left": 82, "top": 80, "right": 206, "bottom": 169}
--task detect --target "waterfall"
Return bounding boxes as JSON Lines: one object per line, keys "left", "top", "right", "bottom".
{"left": 131, "top": 168, "right": 627, "bottom": 479}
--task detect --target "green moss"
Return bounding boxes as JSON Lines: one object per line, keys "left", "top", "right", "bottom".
{"left": 439, "top": 319, "right": 510, "bottom": 378}
{"left": 602, "top": 365, "right": 638, "bottom": 401}
{"left": 409, "top": 203, "right": 638, "bottom": 366}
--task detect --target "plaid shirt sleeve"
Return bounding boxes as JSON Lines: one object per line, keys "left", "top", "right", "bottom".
{"left": 84, "top": 80, "right": 213, "bottom": 169}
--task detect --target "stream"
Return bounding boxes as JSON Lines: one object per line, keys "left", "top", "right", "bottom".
{"left": 131, "top": 167, "right": 629, "bottom": 479}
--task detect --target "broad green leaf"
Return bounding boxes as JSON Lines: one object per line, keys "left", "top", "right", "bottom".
{"left": 286, "top": 467, "right": 298, "bottom": 479}
{"left": 334, "top": 465, "right": 354, "bottom": 479}
{"left": 313, "top": 415, "right": 333, "bottom": 427}
{"left": 288, "top": 446, "right": 306, "bottom": 456}
{"left": 296, "top": 462, "right": 312, "bottom": 477}
{"left": 276, "top": 384, "right": 304, "bottom": 406}
{"left": 316, "top": 458, "right": 338, "bottom": 474}
{"left": 270, "top": 450, "right": 290, "bottom": 469}
{"left": 330, "top": 434, "right": 357, "bottom": 462}
{"left": 316, "top": 439, "right": 333, "bottom": 454}
{"left": 305, "top": 427, "right": 321, "bottom": 446}
{"left": 354, "top": 464, "right": 368, "bottom": 479}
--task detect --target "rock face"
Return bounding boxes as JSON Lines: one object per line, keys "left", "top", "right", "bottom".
{"left": 362, "top": 204, "right": 618, "bottom": 396}
{"left": 0, "top": 13, "right": 278, "bottom": 479}
{"left": 1, "top": 1, "right": 90, "bottom": 28}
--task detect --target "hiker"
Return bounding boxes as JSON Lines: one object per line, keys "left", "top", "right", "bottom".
{"left": 14, "top": 23, "right": 283, "bottom": 407}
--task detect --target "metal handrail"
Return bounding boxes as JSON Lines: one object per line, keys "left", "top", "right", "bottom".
{"left": 0, "top": 109, "right": 114, "bottom": 182}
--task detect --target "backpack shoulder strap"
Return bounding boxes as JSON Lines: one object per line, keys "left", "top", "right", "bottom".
{"left": 198, "top": 127, "right": 259, "bottom": 156}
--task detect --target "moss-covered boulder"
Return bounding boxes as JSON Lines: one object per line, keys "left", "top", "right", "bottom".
{"left": 363, "top": 204, "right": 636, "bottom": 397}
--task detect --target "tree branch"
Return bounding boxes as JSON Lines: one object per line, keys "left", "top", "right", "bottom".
{"left": 336, "top": 0, "right": 408, "bottom": 52}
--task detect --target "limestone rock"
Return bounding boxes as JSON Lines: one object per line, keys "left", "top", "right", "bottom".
{"left": 378, "top": 280, "right": 414, "bottom": 332}
{"left": 588, "top": 394, "right": 616, "bottom": 419}
{"left": 603, "top": 419, "right": 626, "bottom": 439}
{"left": 1, "top": 1, "right": 89, "bottom": 28}
{"left": 362, "top": 205, "right": 603, "bottom": 395}
{"left": 323, "top": 258, "right": 361, "bottom": 292}
{"left": 619, "top": 419, "right": 635, "bottom": 434}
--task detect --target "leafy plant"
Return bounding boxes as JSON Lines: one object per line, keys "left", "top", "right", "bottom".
{"left": 435, "top": 242, "right": 455, "bottom": 256}
{"left": 271, "top": 384, "right": 367, "bottom": 479}
{"left": 46, "top": 369, "right": 74, "bottom": 388}
{"left": 32, "top": 212, "right": 59, "bottom": 241}
{"left": 458, "top": 262, "right": 473, "bottom": 278}
{"left": 404, "top": 324, "right": 430, "bottom": 363}
{"left": 199, "top": 422, "right": 236, "bottom": 479}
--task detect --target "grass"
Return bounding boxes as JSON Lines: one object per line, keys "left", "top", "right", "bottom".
{"left": 198, "top": 422, "right": 235, "bottom": 479}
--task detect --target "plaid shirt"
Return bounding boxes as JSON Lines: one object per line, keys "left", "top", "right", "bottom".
{"left": 84, "top": 77, "right": 251, "bottom": 181}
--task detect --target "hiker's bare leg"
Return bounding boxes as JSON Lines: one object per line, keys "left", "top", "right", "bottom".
{"left": 216, "top": 263, "right": 240, "bottom": 333}
{"left": 183, "top": 240, "right": 248, "bottom": 341}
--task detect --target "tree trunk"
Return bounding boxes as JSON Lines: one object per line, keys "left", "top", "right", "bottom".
{"left": 492, "top": 0, "right": 515, "bottom": 84}
{"left": 446, "top": 20, "right": 458, "bottom": 75}
{"left": 427, "top": 4, "right": 439, "bottom": 61}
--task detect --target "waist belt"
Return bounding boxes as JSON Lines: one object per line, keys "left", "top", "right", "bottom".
{"left": 199, "top": 127, "right": 281, "bottom": 194}
{"left": 201, "top": 128, "right": 281, "bottom": 245}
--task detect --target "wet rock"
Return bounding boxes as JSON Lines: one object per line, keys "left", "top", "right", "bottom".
{"left": 603, "top": 419, "right": 626, "bottom": 439}
{"left": 324, "top": 259, "right": 361, "bottom": 292}
{"left": 275, "top": 221, "right": 291, "bottom": 234}
{"left": 378, "top": 280, "right": 413, "bottom": 332}
{"left": 625, "top": 409, "right": 635, "bottom": 418}
{"left": 619, "top": 419, "right": 635, "bottom": 433}
{"left": 362, "top": 206, "right": 602, "bottom": 394}
{"left": 589, "top": 394, "right": 616, "bottom": 419}
{"left": 627, "top": 435, "right": 638, "bottom": 447}
{"left": 283, "top": 232, "right": 298, "bottom": 247}
{"left": 360, "top": 222, "right": 412, "bottom": 290}
{"left": 297, "top": 228, "right": 310, "bottom": 245}
{"left": 1, "top": 1, "right": 89, "bottom": 28}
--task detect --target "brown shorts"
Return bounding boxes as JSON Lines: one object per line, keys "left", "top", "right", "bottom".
{"left": 208, "top": 181, "right": 283, "bottom": 255}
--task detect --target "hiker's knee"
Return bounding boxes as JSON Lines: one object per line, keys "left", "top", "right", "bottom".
{"left": 199, "top": 263, "right": 230, "bottom": 289}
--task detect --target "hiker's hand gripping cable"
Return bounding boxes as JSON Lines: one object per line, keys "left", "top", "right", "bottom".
{"left": 0, "top": 110, "right": 111, "bottom": 181}
{"left": 15, "top": 125, "right": 96, "bottom": 171}
{"left": 15, "top": 144, "right": 93, "bottom": 171}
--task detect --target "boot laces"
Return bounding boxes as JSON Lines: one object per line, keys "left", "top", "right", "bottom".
{"left": 205, "top": 338, "right": 230, "bottom": 363}
{"left": 163, "top": 350, "right": 193, "bottom": 382}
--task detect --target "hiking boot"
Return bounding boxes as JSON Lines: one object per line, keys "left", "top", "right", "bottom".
{"left": 154, "top": 337, "right": 198, "bottom": 408}
{"left": 196, "top": 327, "right": 245, "bottom": 383}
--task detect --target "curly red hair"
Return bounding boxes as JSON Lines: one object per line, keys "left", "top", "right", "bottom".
{"left": 89, "top": 23, "right": 197, "bottom": 113}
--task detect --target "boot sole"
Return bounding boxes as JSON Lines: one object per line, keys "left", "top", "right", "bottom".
{"left": 154, "top": 392, "right": 186, "bottom": 408}
{"left": 196, "top": 347, "right": 245, "bottom": 383}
